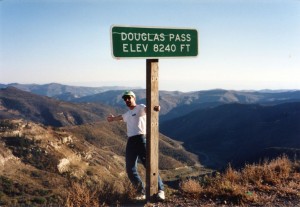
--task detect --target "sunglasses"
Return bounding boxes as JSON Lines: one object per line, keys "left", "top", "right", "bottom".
{"left": 123, "top": 96, "right": 132, "bottom": 101}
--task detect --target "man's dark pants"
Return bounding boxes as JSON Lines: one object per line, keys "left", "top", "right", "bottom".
{"left": 125, "top": 134, "right": 164, "bottom": 194}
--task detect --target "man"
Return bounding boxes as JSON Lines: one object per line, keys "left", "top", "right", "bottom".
{"left": 107, "top": 90, "right": 165, "bottom": 201}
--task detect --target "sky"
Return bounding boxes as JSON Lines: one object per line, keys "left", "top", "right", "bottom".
{"left": 1, "top": 0, "right": 300, "bottom": 92}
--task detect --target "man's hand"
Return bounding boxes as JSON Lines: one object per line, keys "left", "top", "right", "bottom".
{"left": 107, "top": 114, "right": 115, "bottom": 122}
{"left": 154, "top": 106, "right": 161, "bottom": 112}
{"left": 107, "top": 114, "right": 123, "bottom": 122}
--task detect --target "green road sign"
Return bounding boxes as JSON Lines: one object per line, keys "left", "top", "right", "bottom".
{"left": 111, "top": 26, "right": 198, "bottom": 58}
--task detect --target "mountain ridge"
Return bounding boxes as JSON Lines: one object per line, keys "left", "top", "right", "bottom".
{"left": 1, "top": 85, "right": 300, "bottom": 170}
{"left": 0, "top": 83, "right": 140, "bottom": 101}
{"left": 161, "top": 102, "right": 300, "bottom": 169}
{"left": 0, "top": 87, "right": 122, "bottom": 126}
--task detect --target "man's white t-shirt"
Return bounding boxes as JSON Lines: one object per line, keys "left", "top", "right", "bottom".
{"left": 122, "top": 104, "right": 146, "bottom": 137}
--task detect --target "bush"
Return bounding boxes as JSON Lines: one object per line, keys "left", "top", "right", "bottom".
{"left": 32, "top": 197, "right": 46, "bottom": 204}
{"left": 178, "top": 155, "right": 300, "bottom": 205}
{"left": 65, "top": 182, "right": 100, "bottom": 207}
{"left": 179, "top": 179, "right": 202, "bottom": 196}
{"left": 65, "top": 178, "right": 137, "bottom": 207}
{"left": 0, "top": 176, "right": 13, "bottom": 195}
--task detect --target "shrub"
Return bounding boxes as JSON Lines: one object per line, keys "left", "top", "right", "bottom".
{"left": 179, "top": 179, "right": 202, "bottom": 197}
{"left": 32, "top": 197, "right": 46, "bottom": 204}
{"left": 65, "top": 178, "right": 136, "bottom": 207}
{"left": 65, "top": 182, "right": 100, "bottom": 207}
{"left": 242, "top": 155, "right": 292, "bottom": 186}
{"left": 197, "top": 155, "right": 300, "bottom": 205}
{"left": 0, "top": 176, "right": 13, "bottom": 195}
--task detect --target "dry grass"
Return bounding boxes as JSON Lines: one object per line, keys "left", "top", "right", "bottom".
{"left": 65, "top": 178, "right": 137, "bottom": 207}
{"left": 65, "top": 182, "right": 100, "bottom": 207}
{"left": 179, "top": 155, "right": 300, "bottom": 205}
{"left": 64, "top": 155, "right": 300, "bottom": 206}
{"left": 180, "top": 178, "right": 203, "bottom": 198}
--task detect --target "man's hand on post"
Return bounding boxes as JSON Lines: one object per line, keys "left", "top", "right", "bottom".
{"left": 154, "top": 106, "right": 160, "bottom": 112}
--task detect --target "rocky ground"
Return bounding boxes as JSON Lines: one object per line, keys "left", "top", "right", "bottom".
{"left": 154, "top": 196, "right": 300, "bottom": 207}
{"left": 119, "top": 195, "right": 300, "bottom": 207}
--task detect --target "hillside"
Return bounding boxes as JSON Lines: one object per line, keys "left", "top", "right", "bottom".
{"left": 2, "top": 86, "right": 300, "bottom": 170}
{"left": 161, "top": 102, "right": 300, "bottom": 169}
{"left": 2, "top": 119, "right": 298, "bottom": 206}
{"left": 0, "top": 87, "right": 121, "bottom": 126}
{"left": 0, "top": 87, "right": 200, "bottom": 167}
{"left": 1, "top": 84, "right": 300, "bottom": 205}
{"left": 0, "top": 119, "right": 201, "bottom": 205}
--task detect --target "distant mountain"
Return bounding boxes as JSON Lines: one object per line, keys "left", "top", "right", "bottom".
{"left": 2, "top": 84, "right": 300, "bottom": 170}
{"left": 73, "top": 89, "right": 147, "bottom": 107}
{"left": 2, "top": 83, "right": 300, "bottom": 122}
{"left": 160, "top": 89, "right": 300, "bottom": 121}
{"left": 0, "top": 83, "right": 139, "bottom": 101}
{"left": 0, "top": 87, "right": 121, "bottom": 126}
{"left": 73, "top": 89, "right": 300, "bottom": 122}
{"left": 160, "top": 102, "right": 300, "bottom": 169}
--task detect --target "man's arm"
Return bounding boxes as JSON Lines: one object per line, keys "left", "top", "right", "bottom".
{"left": 107, "top": 114, "right": 123, "bottom": 122}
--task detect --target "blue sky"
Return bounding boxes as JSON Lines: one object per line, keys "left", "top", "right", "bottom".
{"left": 1, "top": 0, "right": 300, "bottom": 91}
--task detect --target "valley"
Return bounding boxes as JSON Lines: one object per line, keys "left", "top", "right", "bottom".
{"left": 1, "top": 83, "right": 300, "bottom": 205}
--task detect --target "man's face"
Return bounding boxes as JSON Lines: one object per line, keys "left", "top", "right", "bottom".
{"left": 123, "top": 95, "right": 136, "bottom": 108}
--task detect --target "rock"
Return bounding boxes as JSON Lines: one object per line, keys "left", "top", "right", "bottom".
{"left": 57, "top": 158, "right": 70, "bottom": 173}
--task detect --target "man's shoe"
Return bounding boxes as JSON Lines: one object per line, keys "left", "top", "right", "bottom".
{"left": 135, "top": 194, "right": 146, "bottom": 200}
{"left": 157, "top": 190, "right": 165, "bottom": 201}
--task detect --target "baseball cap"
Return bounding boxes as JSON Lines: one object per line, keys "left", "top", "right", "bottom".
{"left": 122, "top": 90, "right": 136, "bottom": 99}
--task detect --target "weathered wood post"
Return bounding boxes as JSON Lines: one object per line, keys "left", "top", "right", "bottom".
{"left": 146, "top": 59, "right": 159, "bottom": 201}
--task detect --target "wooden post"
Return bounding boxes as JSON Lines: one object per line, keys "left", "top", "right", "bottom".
{"left": 146, "top": 59, "right": 159, "bottom": 201}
